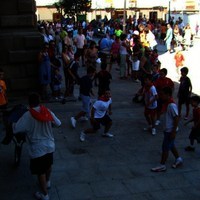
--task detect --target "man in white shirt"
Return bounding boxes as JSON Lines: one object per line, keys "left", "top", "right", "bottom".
{"left": 12, "top": 93, "right": 61, "bottom": 200}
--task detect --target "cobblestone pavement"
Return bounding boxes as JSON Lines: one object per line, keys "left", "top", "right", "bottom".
{"left": 0, "top": 40, "right": 200, "bottom": 200}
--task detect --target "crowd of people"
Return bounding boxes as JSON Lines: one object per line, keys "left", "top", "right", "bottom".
{"left": 0, "top": 15, "right": 199, "bottom": 200}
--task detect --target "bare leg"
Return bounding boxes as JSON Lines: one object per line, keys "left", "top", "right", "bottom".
{"left": 104, "top": 121, "right": 112, "bottom": 133}
{"left": 171, "top": 146, "right": 180, "bottom": 159}
{"left": 38, "top": 174, "right": 48, "bottom": 195}
{"left": 160, "top": 151, "right": 169, "bottom": 165}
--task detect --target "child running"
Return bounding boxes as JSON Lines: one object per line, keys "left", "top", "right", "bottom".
{"left": 80, "top": 90, "right": 113, "bottom": 142}
{"left": 174, "top": 48, "right": 185, "bottom": 76}
{"left": 70, "top": 67, "right": 96, "bottom": 128}
{"left": 184, "top": 96, "right": 200, "bottom": 151}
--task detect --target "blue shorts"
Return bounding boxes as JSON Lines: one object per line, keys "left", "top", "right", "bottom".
{"left": 80, "top": 94, "right": 91, "bottom": 115}
{"left": 162, "top": 131, "right": 175, "bottom": 152}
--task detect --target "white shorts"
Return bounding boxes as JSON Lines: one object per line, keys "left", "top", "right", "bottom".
{"left": 132, "top": 60, "right": 140, "bottom": 71}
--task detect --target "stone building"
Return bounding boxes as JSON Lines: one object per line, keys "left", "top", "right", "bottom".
{"left": 0, "top": 0, "right": 42, "bottom": 94}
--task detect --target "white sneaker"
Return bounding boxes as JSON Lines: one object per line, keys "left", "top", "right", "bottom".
{"left": 152, "top": 128, "right": 156, "bottom": 135}
{"left": 79, "top": 116, "right": 89, "bottom": 121}
{"left": 155, "top": 120, "right": 160, "bottom": 126}
{"left": 34, "top": 191, "right": 49, "bottom": 200}
{"left": 70, "top": 117, "right": 76, "bottom": 128}
{"left": 80, "top": 131, "right": 86, "bottom": 142}
{"left": 151, "top": 165, "right": 167, "bottom": 172}
{"left": 172, "top": 157, "right": 183, "bottom": 169}
{"left": 102, "top": 132, "right": 114, "bottom": 138}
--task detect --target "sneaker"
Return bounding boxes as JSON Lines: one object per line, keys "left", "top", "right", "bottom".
{"left": 152, "top": 128, "right": 156, "bottom": 135}
{"left": 47, "top": 180, "right": 51, "bottom": 189}
{"left": 79, "top": 116, "right": 89, "bottom": 121}
{"left": 155, "top": 120, "right": 160, "bottom": 126}
{"left": 34, "top": 192, "right": 49, "bottom": 200}
{"left": 102, "top": 132, "right": 114, "bottom": 138}
{"left": 80, "top": 131, "right": 86, "bottom": 142}
{"left": 172, "top": 157, "right": 183, "bottom": 169}
{"left": 70, "top": 117, "right": 76, "bottom": 128}
{"left": 185, "top": 146, "right": 195, "bottom": 152}
{"left": 151, "top": 165, "right": 167, "bottom": 172}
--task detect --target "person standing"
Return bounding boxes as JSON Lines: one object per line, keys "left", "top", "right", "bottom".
{"left": 177, "top": 67, "right": 192, "bottom": 120}
{"left": 74, "top": 28, "right": 87, "bottom": 67}
{"left": 151, "top": 87, "right": 183, "bottom": 172}
{"left": 119, "top": 34, "right": 129, "bottom": 79}
{"left": 38, "top": 43, "right": 52, "bottom": 101}
{"left": 164, "top": 23, "right": 173, "bottom": 53}
{"left": 12, "top": 93, "right": 61, "bottom": 200}
{"left": 143, "top": 75, "right": 158, "bottom": 135}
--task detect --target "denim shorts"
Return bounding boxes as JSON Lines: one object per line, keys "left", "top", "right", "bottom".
{"left": 80, "top": 94, "right": 91, "bottom": 115}
{"left": 162, "top": 131, "right": 175, "bottom": 152}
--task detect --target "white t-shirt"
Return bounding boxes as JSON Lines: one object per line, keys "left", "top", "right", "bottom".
{"left": 144, "top": 85, "right": 157, "bottom": 109}
{"left": 75, "top": 34, "right": 85, "bottom": 49}
{"left": 93, "top": 98, "right": 112, "bottom": 118}
{"left": 12, "top": 106, "right": 61, "bottom": 159}
{"left": 165, "top": 103, "right": 179, "bottom": 132}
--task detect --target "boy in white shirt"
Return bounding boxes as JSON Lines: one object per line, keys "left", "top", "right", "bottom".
{"left": 80, "top": 90, "right": 113, "bottom": 142}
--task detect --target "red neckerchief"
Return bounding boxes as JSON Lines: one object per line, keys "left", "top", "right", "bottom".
{"left": 99, "top": 96, "right": 110, "bottom": 102}
{"left": 162, "top": 97, "right": 175, "bottom": 113}
{"left": 29, "top": 105, "right": 54, "bottom": 122}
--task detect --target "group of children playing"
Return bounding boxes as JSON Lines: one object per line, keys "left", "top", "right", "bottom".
{"left": 0, "top": 44, "right": 200, "bottom": 173}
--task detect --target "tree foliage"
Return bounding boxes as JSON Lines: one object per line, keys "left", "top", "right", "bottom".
{"left": 58, "top": 0, "right": 91, "bottom": 16}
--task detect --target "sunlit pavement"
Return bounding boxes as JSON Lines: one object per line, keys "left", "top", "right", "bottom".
{"left": 158, "top": 37, "right": 200, "bottom": 95}
{"left": 1, "top": 38, "right": 200, "bottom": 200}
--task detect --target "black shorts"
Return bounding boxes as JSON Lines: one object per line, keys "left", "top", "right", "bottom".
{"left": 189, "top": 128, "right": 200, "bottom": 143}
{"left": 92, "top": 114, "right": 112, "bottom": 131}
{"left": 30, "top": 153, "right": 53, "bottom": 175}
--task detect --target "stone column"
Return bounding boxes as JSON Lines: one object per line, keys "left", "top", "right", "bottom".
{"left": 0, "top": 0, "right": 43, "bottom": 93}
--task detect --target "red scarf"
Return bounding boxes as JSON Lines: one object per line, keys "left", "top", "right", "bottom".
{"left": 29, "top": 105, "right": 54, "bottom": 122}
{"left": 99, "top": 96, "right": 110, "bottom": 102}
{"left": 162, "top": 97, "right": 175, "bottom": 113}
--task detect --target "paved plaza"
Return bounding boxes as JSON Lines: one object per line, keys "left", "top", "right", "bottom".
{"left": 0, "top": 40, "right": 200, "bottom": 200}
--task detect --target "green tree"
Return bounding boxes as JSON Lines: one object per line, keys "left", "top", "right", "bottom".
{"left": 59, "top": 0, "right": 91, "bottom": 16}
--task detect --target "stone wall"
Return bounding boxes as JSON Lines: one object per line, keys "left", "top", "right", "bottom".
{"left": 0, "top": 0, "right": 43, "bottom": 93}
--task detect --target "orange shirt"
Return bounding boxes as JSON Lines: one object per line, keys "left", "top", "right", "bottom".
{"left": 174, "top": 53, "right": 185, "bottom": 67}
{"left": 0, "top": 80, "right": 7, "bottom": 106}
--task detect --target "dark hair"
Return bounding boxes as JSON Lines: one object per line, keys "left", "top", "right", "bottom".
{"left": 190, "top": 95, "right": 200, "bottom": 104}
{"left": 100, "top": 63, "right": 107, "bottom": 70}
{"left": 180, "top": 67, "right": 189, "bottom": 75}
{"left": 162, "top": 87, "right": 173, "bottom": 96}
{"left": 144, "top": 74, "right": 153, "bottom": 81}
{"left": 120, "top": 33, "right": 127, "bottom": 41}
{"left": 160, "top": 68, "right": 167, "bottom": 75}
{"left": 28, "top": 93, "right": 40, "bottom": 107}
{"left": 87, "top": 66, "right": 96, "bottom": 74}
